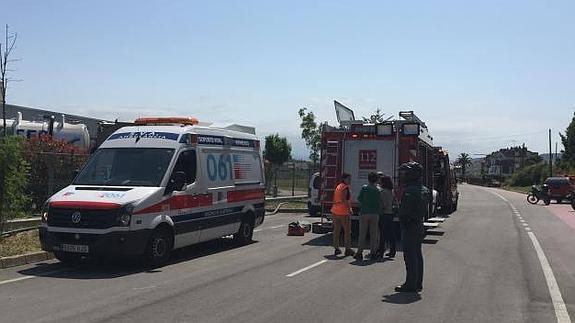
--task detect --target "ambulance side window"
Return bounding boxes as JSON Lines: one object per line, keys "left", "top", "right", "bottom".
{"left": 167, "top": 150, "right": 197, "bottom": 193}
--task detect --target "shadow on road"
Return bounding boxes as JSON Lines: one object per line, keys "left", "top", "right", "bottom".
{"left": 303, "top": 232, "right": 405, "bottom": 252}
{"left": 382, "top": 292, "right": 422, "bottom": 304}
{"left": 425, "top": 230, "right": 445, "bottom": 237}
{"left": 422, "top": 239, "right": 439, "bottom": 245}
{"left": 18, "top": 238, "right": 258, "bottom": 280}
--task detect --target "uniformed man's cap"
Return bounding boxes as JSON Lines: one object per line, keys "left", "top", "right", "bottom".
{"left": 398, "top": 161, "right": 423, "bottom": 179}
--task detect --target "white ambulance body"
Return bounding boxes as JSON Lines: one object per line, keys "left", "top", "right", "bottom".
{"left": 40, "top": 117, "right": 265, "bottom": 265}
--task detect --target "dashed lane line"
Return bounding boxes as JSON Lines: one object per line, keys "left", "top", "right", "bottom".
{"left": 488, "top": 189, "right": 572, "bottom": 323}
{"left": 286, "top": 260, "right": 328, "bottom": 278}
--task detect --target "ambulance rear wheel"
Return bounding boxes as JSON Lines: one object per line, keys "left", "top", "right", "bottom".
{"left": 145, "top": 227, "right": 173, "bottom": 267}
{"left": 234, "top": 215, "right": 254, "bottom": 245}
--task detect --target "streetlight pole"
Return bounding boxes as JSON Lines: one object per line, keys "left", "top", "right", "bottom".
{"left": 549, "top": 129, "right": 553, "bottom": 177}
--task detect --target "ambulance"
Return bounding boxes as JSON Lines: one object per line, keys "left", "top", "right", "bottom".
{"left": 39, "top": 117, "right": 266, "bottom": 266}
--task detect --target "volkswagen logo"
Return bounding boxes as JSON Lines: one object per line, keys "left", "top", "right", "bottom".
{"left": 71, "top": 211, "right": 82, "bottom": 224}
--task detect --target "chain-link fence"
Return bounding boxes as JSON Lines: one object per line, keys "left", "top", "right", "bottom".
{"left": 265, "top": 160, "right": 319, "bottom": 196}
{"left": 26, "top": 151, "right": 89, "bottom": 211}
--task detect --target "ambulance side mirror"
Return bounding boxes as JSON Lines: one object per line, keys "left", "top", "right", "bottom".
{"left": 174, "top": 171, "right": 188, "bottom": 191}
{"left": 167, "top": 171, "right": 187, "bottom": 194}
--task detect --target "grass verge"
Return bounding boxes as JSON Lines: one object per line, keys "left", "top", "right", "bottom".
{"left": 0, "top": 230, "right": 42, "bottom": 258}
{"left": 501, "top": 185, "right": 531, "bottom": 194}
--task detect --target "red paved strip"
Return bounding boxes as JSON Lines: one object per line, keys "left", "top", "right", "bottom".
{"left": 50, "top": 201, "right": 121, "bottom": 210}
{"left": 227, "top": 189, "right": 265, "bottom": 203}
{"left": 546, "top": 204, "right": 575, "bottom": 231}
{"left": 134, "top": 194, "right": 213, "bottom": 215}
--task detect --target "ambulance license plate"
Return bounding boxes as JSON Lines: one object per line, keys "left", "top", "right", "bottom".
{"left": 61, "top": 244, "right": 89, "bottom": 254}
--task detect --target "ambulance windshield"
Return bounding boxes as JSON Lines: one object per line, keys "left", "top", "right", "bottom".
{"left": 74, "top": 148, "right": 175, "bottom": 187}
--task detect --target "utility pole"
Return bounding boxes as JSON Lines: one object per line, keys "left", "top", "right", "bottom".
{"left": 521, "top": 143, "right": 525, "bottom": 169}
{"left": 549, "top": 129, "right": 553, "bottom": 177}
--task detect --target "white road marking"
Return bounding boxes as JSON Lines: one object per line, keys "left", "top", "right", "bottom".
{"left": 270, "top": 225, "right": 284, "bottom": 229}
{"left": 0, "top": 269, "right": 65, "bottom": 286}
{"left": 523, "top": 223, "right": 529, "bottom": 227}
{"left": 286, "top": 260, "right": 328, "bottom": 278}
{"left": 133, "top": 285, "right": 156, "bottom": 291}
{"left": 527, "top": 232, "right": 572, "bottom": 323}
{"left": 254, "top": 229, "right": 263, "bottom": 232}
{"left": 0, "top": 276, "right": 35, "bottom": 285}
{"left": 486, "top": 189, "right": 571, "bottom": 323}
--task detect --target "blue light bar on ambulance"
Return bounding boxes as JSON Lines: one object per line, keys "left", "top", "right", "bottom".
{"left": 402, "top": 123, "right": 420, "bottom": 136}
{"left": 376, "top": 123, "right": 394, "bottom": 136}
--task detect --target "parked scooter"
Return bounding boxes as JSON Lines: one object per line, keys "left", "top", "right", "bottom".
{"left": 527, "top": 184, "right": 551, "bottom": 205}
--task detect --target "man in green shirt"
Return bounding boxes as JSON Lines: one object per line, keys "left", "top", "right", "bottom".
{"left": 355, "top": 172, "right": 381, "bottom": 260}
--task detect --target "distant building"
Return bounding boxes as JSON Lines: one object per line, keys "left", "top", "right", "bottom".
{"left": 485, "top": 146, "right": 540, "bottom": 177}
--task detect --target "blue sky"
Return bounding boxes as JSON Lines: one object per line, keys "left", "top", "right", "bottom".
{"left": 2, "top": 0, "right": 574, "bottom": 159}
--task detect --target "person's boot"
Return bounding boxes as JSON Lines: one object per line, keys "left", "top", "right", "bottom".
{"left": 354, "top": 251, "right": 363, "bottom": 260}
{"left": 344, "top": 248, "right": 355, "bottom": 257}
{"left": 334, "top": 248, "right": 342, "bottom": 256}
{"left": 386, "top": 251, "right": 396, "bottom": 258}
{"left": 395, "top": 285, "right": 418, "bottom": 293}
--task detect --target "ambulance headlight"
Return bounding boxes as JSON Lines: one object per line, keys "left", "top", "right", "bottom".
{"left": 118, "top": 204, "right": 134, "bottom": 226}
{"left": 41, "top": 202, "right": 50, "bottom": 223}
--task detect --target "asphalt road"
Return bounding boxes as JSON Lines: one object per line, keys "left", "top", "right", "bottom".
{"left": 1, "top": 184, "right": 575, "bottom": 323}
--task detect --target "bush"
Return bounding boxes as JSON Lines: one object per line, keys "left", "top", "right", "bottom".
{"left": 506, "top": 162, "right": 550, "bottom": 187}
{"left": 23, "top": 135, "right": 88, "bottom": 210}
{"left": 0, "top": 136, "right": 31, "bottom": 233}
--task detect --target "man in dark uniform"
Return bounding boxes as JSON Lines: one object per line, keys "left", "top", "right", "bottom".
{"left": 395, "top": 161, "right": 429, "bottom": 293}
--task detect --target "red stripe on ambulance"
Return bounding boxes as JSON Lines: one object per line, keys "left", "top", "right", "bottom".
{"left": 50, "top": 201, "right": 122, "bottom": 210}
{"left": 134, "top": 194, "right": 213, "bottom": 215}
{"left": 227, "top": 189, "right": 265, "bottom": 203}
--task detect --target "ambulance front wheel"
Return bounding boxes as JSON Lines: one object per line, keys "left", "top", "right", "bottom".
{"left": 145, "top": 226, "right": 173, "bottom": 267}
{"left": 234, "top": 214, "right": 254, "bottom": 245}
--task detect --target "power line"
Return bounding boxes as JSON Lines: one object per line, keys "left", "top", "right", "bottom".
{"left": 438, "top": 130, "right": 548, "bottom": 143}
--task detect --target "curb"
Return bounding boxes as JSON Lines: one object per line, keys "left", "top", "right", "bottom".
{"left": 0, "top": 251, "right": 54, "bottom": 269}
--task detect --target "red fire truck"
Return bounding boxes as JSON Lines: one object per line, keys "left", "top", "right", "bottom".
{"left": 319, "top": 102, "right": 448, "bottom": 230}
{"left": 433, "top": 147, "right": 459, "bottom": 213}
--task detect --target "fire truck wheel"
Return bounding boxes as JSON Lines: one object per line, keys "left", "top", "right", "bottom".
{"left": 453, "top": 200, "right": 458, "bottom": 212}
{"left": 234, "top": 214, "right": 254, "bottom": 245}
{"left": 145, "top": 226, "right": 173, "bottom": 267}
{"left": 54, "top": 251, "right": 83, "bottom": 264}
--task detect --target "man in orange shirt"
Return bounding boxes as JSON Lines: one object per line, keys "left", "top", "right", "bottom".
{"left": 331, "top": 173, "right": 355, "bottom": 257}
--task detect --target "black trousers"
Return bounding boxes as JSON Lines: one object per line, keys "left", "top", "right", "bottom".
{"left": 401, "top": 224, "right": 424, "bottom": 289}
{"left": 378, "top": 214, "right": 396, "bottom": 255}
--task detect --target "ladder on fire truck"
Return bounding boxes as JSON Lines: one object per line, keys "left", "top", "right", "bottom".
{"left": 320, "top": 139, "right": 341, "bottom": 217}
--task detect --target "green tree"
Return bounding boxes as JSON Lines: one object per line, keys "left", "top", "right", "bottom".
{"left": 560, "top": 112, "right": 575, "bottom": 168}
{"left": 298, "top": 108, "right": 324, "bottom": 168}
{"left": 0, "top": 136, "right": 30, "bottom": 234}
{"left": 263, "top": 134, "right": 292, "bottom": 196}
{"left": 362, "top": 109, "right": 385, "bottom": 124}
{"left": 456, "top": 153, "right": 472, "bottom": 178}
